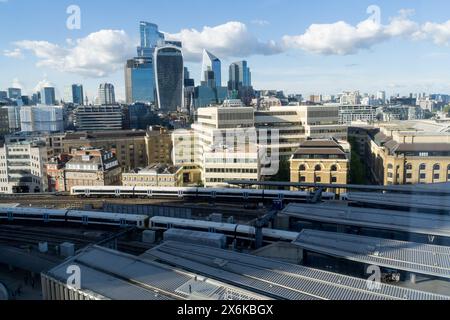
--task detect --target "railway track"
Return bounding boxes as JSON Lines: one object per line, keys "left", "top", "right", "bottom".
{"left": 0, "top": 225, "right": 153, "bottom": 256}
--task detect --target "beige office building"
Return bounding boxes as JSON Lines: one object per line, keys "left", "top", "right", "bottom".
{"left": 122, "top": 164, "right": 183, "bottom": 187}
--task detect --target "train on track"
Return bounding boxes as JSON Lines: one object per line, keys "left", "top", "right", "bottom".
{"left": 70, "top": 186, "right": 335, "bottom": 203}
{"left": 0, "top": 207, "right": 298, "bottom": 243}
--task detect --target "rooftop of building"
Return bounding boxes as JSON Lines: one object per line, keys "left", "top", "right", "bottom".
{"left": 144, "top": 241, "right": 448, "bottom": 300}
{"left": 44, "top": 245, "right": 267, "bottom": 300}
{"left": 64, "top": 130, "right": 146, "bottom": 140}
{"left": 127, "top": 163, "right": 181, "bottom": 175}
{"left": 291, "top": 138, "right": 348, "bottom": 159}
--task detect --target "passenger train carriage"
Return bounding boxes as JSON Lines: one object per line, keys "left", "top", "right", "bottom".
{"left": 71, "top": 186, "right": 335, "bottom": 202}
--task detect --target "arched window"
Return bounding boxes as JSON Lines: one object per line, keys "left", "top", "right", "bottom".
{"left": 330, "top": 165, "right": 338, "bottom": 172}
{"left": 420, "top": 164, "right": 426, "bottom": 171}
{"left": 315, "top": 165, "right": 322, "bottom": 172}
{"left": 405, "top": 163, "right": 413, "bottom": 170}
{"left": 387, "top": 164, "right": 394, "bottom": 170}
{"left": 299, "top": 165, "right": 306, "bottom": 171}
{"left": 433, "top": 164, "right": 441, "bottom": 171}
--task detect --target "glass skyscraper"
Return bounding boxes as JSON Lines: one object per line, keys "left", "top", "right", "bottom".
{"left": 228, "top": 61, "right": 252, "bottom": 91}
{"left": 72, "top": 84, "right": 84, "bottom": 105}
{"left": 125, "top": 57, "right": 156, "bottom": 105}
{"left": 8, "top": 88, "right": 22, "bottom": 100}
{"left": 98, "top": 83, "right": 116, "bottom": 105}
{"left": 154, "top": 45, "right": 184, "bottom": 112}
{"left": 137, "top": 22, "right": 165, "bottom": 57}
{"left": 201, "top": 50, "right": 221, "bottom": 88}
{"left": 40, "top": 87, "right": 56, "bottom": 105}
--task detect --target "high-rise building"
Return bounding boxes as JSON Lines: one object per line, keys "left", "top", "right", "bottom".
{"left": 74, "top": 105, "right": 123, "bottom": 131}
{"left": 71, "top": 84, "right": 84, "bottom": 105}
{"left": 0, "top": 91, "right": 7, "bottom": 100}
{"left": 40, "top": 87, "right": 56, "bottom": 105}
{"left": 137, "top": 21, "right": 165, "bottom": 57}
{"left": 228, "top": 61, "right": 252, "bottom": 91}
{"left": 201, "top": 50, "right": 221, "bottom": 88}
{"left": 8, "top": 88, "right": 22, "bottom": 100}
{"left": 154, "top": 46, "right": 184, "bottom": 113}
{"left": 98, "top": 83, "right": 116, "bottom": 105}
{"left": 20, "top": 105, "right": 64, "bottom": 132}
{"left": 125, "top": 57, "right": 156, "bottom": 104}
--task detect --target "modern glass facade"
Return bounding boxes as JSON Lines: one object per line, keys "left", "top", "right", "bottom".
{"left": 8, "top": 88, "right": 22, "bottom": 100}
{"left": 125, "top": 57, "right": 156, "bottom": 105}
{"left": 137, "top": 22, "right": 165, "bottom": 57}
{"left": 98, "top": 83, "right": 116, "bottom": 105}
{"left": 154, "top": 46, "right": 184, "bottom": 112}
{"left": 228, "top": 61, "right": 252, "bottom": 91}
{"left": 71, "top": 84, "right": 84, "bottom": 105}
{"left": 201, "top": 50, "right": 222, "bottom": 88}
{"left": 40, "top": 87, "right": 56, "bottom": 105}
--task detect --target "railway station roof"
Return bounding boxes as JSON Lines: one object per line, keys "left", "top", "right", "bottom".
{"left": 143, "top": 241, "right": 449, "bottom": 300}
{"left": 45, "top": 245, "right": 268, "bottom": 300}
{"left": 292, "top": 230, "right": 450, "bottom": 279}
{"left": 281, "top": 203, "right": 450, "bottom": 237}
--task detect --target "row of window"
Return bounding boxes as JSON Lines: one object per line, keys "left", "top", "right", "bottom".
{"left": 299, "top": 164, "right": 339, "bottom": 172}
{"left": 205, "top": 168, "right": 258, "bottom": 174}
{"left": 389, "top": 163, "right": 450, "bottom": 171}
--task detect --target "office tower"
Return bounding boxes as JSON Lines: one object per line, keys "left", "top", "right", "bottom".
{"left": 137, "top": 21, "right": 165, "bottom": 57}
{"left": 21, "top": 96, "right": 31, "bottom": 106}
{"left": 228, "top": 61, "right": 251, "bottom": 91}
{"left": 73, "top": 105, "right": 123, "bottom": 131}
{"left": 72, "top": 84, "right": 84, "bottom": 105}
{"left": 40, "top": 87, "right": 56, "bottom": 105}
{"left": 8, "top": 88, "right": 22, "bottom": 100}
{"left": 154, "top": 46, "right": 184, "bottom": 113}
{"left": 0, "top": 91, "right": 7, "bottom": 100}
{"left": 20, "top": 105, "right": 64, "bottom": 132}
{"left": 125, "top": 56, "right": 156, "bottom": 104}
{"left": 184, "top": 67, "right": 195, "bottom": 114}
{"left": 201, "top": 50, "right": 221, "bottom": 88}
{"left": 98, "top": 83, "right": 116, "bottom": 105}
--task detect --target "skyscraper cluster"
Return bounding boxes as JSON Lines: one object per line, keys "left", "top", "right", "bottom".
{"left": 125, "top": 22, "right": 183, "bottom": 113}
{"left": 126, "top": 21, "right": 255, "bottom": 113}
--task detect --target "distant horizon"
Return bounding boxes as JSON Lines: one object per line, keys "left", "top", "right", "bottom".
{"left": 1, "top": 0, "right": 450, "bottom": 101}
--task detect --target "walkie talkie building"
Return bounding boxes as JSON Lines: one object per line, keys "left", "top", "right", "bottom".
{"left": 154, "top": 45, "right": 184, "bottom": 113}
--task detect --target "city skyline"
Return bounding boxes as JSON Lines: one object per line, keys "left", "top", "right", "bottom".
{"left": 1, "top": 0, "right": 450, "bottom": 101}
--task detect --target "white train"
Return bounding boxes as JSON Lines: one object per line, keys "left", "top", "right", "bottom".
{"left": 150, "top": 216, "right": 299, "bottom": 242}
{"left": 70, "top": 186, "right": 335, "bottom": 203}
{"left": 0, "top": 207, "right": 147, "bottom": 229}
{"left": 0, "top": 207, "right": 298, "bottom": 243}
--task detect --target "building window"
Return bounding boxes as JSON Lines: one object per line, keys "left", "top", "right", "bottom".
{"left": 299, "top": 165, "right": 306, "bottom": 171}
{"left": 315, "top": 165, "right": 322, "bottom": 172}
{"left": 406, "top": 173, "right": 412, "bottom": 179}
{"left": 330, "top": 165, "right": 337, "bottom": 172}
{"left": 331, "top": 177, "right": 337, "bottom": 183}
{"left": 419, "top": 164, "right": 426, "bottom": 171}
{"left": 387, "top": 164, "right": 394, "bottom": 170}
{"left": 433, "top": 164, "right": 441, "bottom": 171}
{"left": 299, "top": 176, "right": 306, "bottom": 182}
{"left": 405, "top": 163, "right": 413, "bottom": 171}
{"left": 420, "top": 173, "right": 426, "bottom": 180}
{"left": 315, "top": 176, "right": 321, "bottom": 183}
{"left": 434, "top": 174, "right": 440, "bottom": 180}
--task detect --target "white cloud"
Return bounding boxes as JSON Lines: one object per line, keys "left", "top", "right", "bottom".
{"left": 11, "top": 78, "right": 24, "bottom": 90}
{"left": 282, "top": 10, "right": 420, "bottom": 55}
{"left": 33, "top": 79, "right": 54, "bottom": 93}
{"left": 3, "top": 48, "right": 24, "bottom": 59}
{"left": 15, "top": 30, "right": 135, "bottom": 78}
{"left": 251, "top": 19, "right": 270, "bottom": 26}
{"left": 165, "top": 21, "right": 282, "bottom": 61}
{"left": 420, "top": 20, "right": 450, "bottom": 46}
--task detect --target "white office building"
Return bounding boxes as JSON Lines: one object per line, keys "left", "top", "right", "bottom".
{"left": 0, "top": 142, "right": 48, "bottom": 194}
{"left": 173, "top": 104, "right": 347, "bottom": 186}
{"left": 20, "top": 105, "right": 64, "bottom": 132}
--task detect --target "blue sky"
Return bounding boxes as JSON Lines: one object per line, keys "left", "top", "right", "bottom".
{"left": 1, "top": 0, "right": 450, "bottom": 101}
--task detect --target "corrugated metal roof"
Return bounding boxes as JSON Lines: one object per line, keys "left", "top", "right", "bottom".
{"left": 46, "top": 245, "right": 266, "bottom": 300}
{"left": 347, "top": 192, "right": 450, "bottom": 212}
{"left": 144, "top": 241, "right": 449, "bottom": 300}
{"left": 293, "top": 230, "right": 450, "bottom": 279}
{"left": 282, "top": 203, "right": 450, "bottom": 237}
